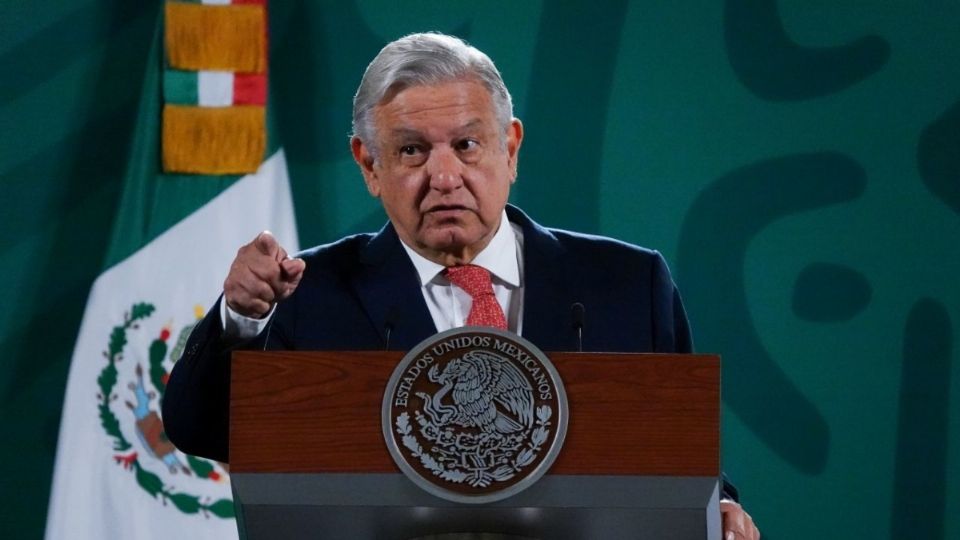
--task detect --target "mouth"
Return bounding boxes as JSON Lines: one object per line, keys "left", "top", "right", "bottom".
{"left": 423, "top": 204, "right": 474, "bottom": 220}
{"left": 425, "top": 204, "right": 470, "bottom": 213}
{"left": 422, "top": 205, "right": 473, "bottom": 227}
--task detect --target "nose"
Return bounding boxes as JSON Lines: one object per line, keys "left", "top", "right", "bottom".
{"left": 426, "top": 147, "right": 464, "bottom": 192}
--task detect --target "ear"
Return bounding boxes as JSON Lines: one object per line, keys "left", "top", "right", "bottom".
{"left": 351, "top": 136, "right": 381, "bottom": 197}
{"left": 505, "top": 118, "right": 524, "bottom": 183}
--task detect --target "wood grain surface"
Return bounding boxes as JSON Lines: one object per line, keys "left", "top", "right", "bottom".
{"left": 230, "top": 351, "right": 719, "bottom": 476}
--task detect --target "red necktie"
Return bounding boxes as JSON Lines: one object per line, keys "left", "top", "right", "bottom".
{"left": 445, "top": 265, "right": 508, "bottom": 330}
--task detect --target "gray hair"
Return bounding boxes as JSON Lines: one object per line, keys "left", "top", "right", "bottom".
{"left": 351, "top": 32, "right": 514, "bottom": 156}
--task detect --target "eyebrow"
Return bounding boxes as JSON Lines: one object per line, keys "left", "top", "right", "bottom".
{"left": 387, "top": 119, "right": 486, "bottom": 140}
{"left": 387, "top": 128, "right": 425, "bottom": 140}
{"left": 453, "top": 119, "right": 484, "bottom": 136}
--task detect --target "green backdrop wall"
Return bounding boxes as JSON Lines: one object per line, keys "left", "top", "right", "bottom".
{"left": 2, "top": 1, "right": 958, "bottom": 538}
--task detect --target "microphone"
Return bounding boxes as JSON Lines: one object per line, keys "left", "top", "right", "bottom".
{"left": 571, "top": 302, "right": 585, "bottom": 352}
{"left": 261, "top": 304, "right": 277, "bottom": 351}
{"left": 383, "top": 307, "right": 400, "bottom": 350}
{"left": 262, "top": 316, "right": 274, "bottom": 351}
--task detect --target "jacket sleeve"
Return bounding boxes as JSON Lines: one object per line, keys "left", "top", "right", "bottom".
{"left": 649, "top": 251, "right": 693, "bottom": 353}
{"left": 161, "top": 296, "right": 280, "bottom": 462}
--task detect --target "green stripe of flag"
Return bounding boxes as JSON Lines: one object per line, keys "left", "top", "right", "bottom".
{"left": 163, "top": 69, "right": 199, "bottom": 105}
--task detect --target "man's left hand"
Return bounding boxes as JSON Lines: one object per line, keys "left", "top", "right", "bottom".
{"left": 721, "top": 500, "right": 759, "bottom": 540}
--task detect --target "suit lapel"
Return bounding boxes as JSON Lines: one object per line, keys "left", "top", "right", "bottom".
{"left": 352, "top": 223, "right": 437, "bottom": 350}
{"left": 350, "top": 207, "right": 580, "bottom": 352}
{"left": 509, "top": 206, "right": 580, "bottom": 352}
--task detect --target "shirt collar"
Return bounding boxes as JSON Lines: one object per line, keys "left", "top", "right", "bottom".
{"left": 400, "top": 209, "right": 520, "bottom": 288}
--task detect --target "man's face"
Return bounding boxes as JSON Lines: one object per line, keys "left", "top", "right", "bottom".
{"left": 352, "top": 79, "right": 523, "bottom": 266}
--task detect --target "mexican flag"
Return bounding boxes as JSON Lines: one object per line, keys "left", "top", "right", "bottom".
{"left": 45, "top": 2, "right": 296, "bottom": 538}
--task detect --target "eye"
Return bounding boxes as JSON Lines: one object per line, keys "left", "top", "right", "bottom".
{"left": 397, "top": 143, "right": 428, "bottom": 166}
{"left": 400, "top": 144, "right": 423, "bottom": 156}
{"left": 455, "top": 139, "right": 479, "bottom": 152}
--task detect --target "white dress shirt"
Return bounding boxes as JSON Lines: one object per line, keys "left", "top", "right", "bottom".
{"left": 400, "top": 210, "right": 524, "bottom": 334}
{"left": 222, "top": 210, "right": 525, "bottom": 340}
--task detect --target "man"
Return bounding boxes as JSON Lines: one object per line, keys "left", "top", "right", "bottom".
{"left": 163, "top": 32, "right": 759, "bottom": 540}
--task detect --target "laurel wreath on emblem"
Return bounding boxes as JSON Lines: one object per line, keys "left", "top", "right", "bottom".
{"left": 395, "top": 404, "right": 553, "bottom": 488}
{"left": 96, "top": 302, "right": 233, "bottom": 518}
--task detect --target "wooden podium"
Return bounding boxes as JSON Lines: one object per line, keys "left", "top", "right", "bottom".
{"left": 230, "top": 351, "right": 721, "bottom": 539}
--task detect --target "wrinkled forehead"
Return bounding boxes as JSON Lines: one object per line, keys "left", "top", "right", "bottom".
{"left": 378, "top": 74, "right": 495, "bottom": 112}
{"left": 371, "top": 79, "right": 499, "bottom": 137}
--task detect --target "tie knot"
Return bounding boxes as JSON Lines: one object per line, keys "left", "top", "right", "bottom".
{"left": 445, "top": 264, "right": 494, "bottom": 298}
{"left": 445, "top": 264, "right": 507, "bottom": 330}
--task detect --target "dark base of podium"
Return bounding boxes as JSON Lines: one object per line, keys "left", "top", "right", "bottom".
{"left": 407, "top": 534, "right": 539, "bottom": 540}
{"left": 233, "top": 473, "right": 720, "bottom": 540}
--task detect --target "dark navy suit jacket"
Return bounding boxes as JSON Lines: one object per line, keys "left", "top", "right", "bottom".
{"left": 163, "top": 205, "right": 721, "bottom": 488}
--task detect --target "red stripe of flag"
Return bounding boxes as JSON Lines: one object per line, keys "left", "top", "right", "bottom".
{"left": 233, "top": 73, "right": 267, "bottom": 105}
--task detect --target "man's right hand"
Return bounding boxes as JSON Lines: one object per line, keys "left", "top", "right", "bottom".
{"left": 223, "top": 231, "right": 306, "bottom": 319}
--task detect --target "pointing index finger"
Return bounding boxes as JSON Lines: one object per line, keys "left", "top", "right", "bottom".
{"left": 254, "top": 231, "right": 279, "bottom": 257}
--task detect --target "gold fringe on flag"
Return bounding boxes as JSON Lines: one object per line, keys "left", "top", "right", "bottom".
{"left": 162, "top": 105, "right": 266, "bottom": 174}
{"left": 165, "top": 2, "right": 265, "bottom": 73}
